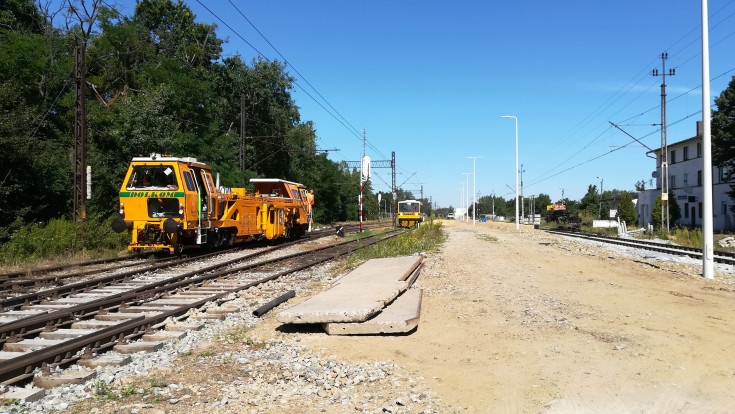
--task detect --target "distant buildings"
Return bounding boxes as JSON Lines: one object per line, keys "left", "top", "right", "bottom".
{"left": 636, "top": 121, "right": 734, "bottom": 230}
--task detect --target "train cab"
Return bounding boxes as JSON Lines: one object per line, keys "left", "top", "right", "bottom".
{"left": 397, "top": 200, "right": 423, "bottom": 228}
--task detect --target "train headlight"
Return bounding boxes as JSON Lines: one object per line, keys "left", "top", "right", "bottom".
{"left": 178, "top": 203, "right": 184, "bottom": 215}
{"left": 119, "top": 203, "right": 124, "bottom": 215}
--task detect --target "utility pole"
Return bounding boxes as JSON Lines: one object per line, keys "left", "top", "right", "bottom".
{"left": 391, "top": 151, "right": 396, "bottom": 227}
{"left": 597, "top": 177, "right": 605, "bottom": 220}
{"left": 239, "top": 94, "right": 246, "bottom": 173}
{"left": 73, "top": 44, "right": 87, "bottom": 226}
{"left": 360, "top": 129, "right": 367, "bottom": 232}
{"left": 653, "top": 52, "right": 675, "bottom": 232}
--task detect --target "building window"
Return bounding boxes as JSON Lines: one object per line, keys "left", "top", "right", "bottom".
{"left": 685, "top": 203, "right": 689, "bottom": 218}
{"left": 683, "top": 173, "right": 689, "bottom": 185}
{"left": 698, "top": 170, "right": 703, "bottom": 186}
{"left": 670, "top": 150, "right": 676, "bottom": 164}
{"left": 699, "top": 202, "right": 702, "bottom": 219}
{"left": 721, "top": 167, "right": 730, "bottom": 183}
{"left": 670, "top": 175, "right": 676, "bottom": 188}
{"left": 683, "top": 146, "right": 689, "bottom": 160}
{"left": 697, "top": 142, "right": 702, "bottom": 157}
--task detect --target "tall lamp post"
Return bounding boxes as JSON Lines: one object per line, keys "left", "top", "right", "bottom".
{"left": 491, "top": 190, "right": 495, "bottom": 218}
{"left": 459, "top": 182, "right": 465, "bottom": 221}
{"left": 462, "top": 173, "right": 471, "bottom": 222}
{"left": 501, "top": 115, "right": 519, "bottom": 230}
{"left": 701, "top": 0, "right": 714, "bottom": 279}
{"left": 467, "top": 157, "right": 481, "bottom": 225}
{"left": 596, "top": 176, "right": 604, "bottom": 219}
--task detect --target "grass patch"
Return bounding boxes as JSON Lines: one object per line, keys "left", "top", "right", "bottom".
{"left": 476, "top": 233, "right": 498, "bottom": 242}
{"left": 338, "top": 222, "right": 446, "bottom": 272}
{"left": 634, "top": 227, "right": 735, "bottom": 253}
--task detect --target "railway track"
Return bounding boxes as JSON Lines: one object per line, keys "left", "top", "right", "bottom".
{"left": 0, "top": 221, "right": 387, "bottom": 300}
{"left": 544, "top": 228, "right": 735, "bottom": 266}
{"left": 0, "top": 227, "right": 399, "bottom": 386}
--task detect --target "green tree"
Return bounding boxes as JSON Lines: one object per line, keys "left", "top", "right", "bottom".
{"left": 533, "top": 193, "right": 552, "bottom": 216}
{"left": 579, "top": 184, "right": 600, "bottom": 218}
{"left": 712, "top": 75, "right": 735, "bottom": 211}
{"left": 0, "top": 4, "right": 72, "bottom": 241}
{"left": 651, "top": 190, "right": 681, "bottom": 229}
{"left": 616, "top": 191, "right": 637, "bottom": 225}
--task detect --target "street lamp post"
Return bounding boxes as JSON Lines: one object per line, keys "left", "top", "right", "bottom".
{"left": 467, "top": 157, "right": 481, "bottom": 225}
{"left": 462, "top": 173, "right": 471, "bottom": 223}
{"left": 596, "top": 176, "right": 604, "bottom": 220}
{"left": 459, "top": 182, "right": 465, "bottom": 221}
{"left": 501, "top": 115, "right": 519, "bottom": 230}
{"left": 702, "top": 0, "right": 714, "bottom": 279}
{"left": 492, "top": 190, "right": 495, "bottom": 218}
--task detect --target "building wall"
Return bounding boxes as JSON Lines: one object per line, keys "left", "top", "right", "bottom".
{"left": 636, "top": 124, "right": 734, "bottom": 230}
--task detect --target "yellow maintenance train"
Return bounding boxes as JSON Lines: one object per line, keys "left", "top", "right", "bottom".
{"left": 111, "top": 154, "right": 312, "bottom": 253}
{"left": 397, "top": 200, "right": 423, "bottom": 228}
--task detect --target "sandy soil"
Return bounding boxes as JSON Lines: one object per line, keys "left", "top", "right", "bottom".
{"left": 66, "top": 220, "right": 735, "bottom": 414}
{"left": 261, "top": 220, "right": 735, "bottom": 413}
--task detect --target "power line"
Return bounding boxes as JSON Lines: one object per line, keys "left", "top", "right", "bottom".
{"left": 196, "top": 0, "right": 394, "bottom": 164}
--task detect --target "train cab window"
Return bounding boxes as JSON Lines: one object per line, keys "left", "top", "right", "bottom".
{"left": 127, "top": 165, "right": 179, "bottom": 190}
{"left": 400, "top": 202, "right": 420, "bottom": 213}
{"left": 183, "top": 171, "right": 196, "bottom": 192}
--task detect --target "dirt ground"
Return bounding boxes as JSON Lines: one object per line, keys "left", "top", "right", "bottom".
{"left": 254, "top": 220, "right": 735, "bottom": 413}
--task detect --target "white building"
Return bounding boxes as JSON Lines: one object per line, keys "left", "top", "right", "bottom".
{"left": 637, "top": 122, "right": 734, "bottom": 230}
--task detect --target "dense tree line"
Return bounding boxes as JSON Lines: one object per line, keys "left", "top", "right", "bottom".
{"left": 0, "top": 0, "right": 416, "bottom": 244}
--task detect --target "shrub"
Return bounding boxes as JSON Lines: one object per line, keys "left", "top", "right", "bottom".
{"left": 0, "top": 217, "right": 128, "bottom": 265}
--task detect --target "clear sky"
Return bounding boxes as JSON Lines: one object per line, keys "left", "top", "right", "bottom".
{"left": 115, "top": 0, "right": 735, "bottom": 208}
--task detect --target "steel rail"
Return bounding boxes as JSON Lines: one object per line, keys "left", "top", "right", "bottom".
{"left": 0, "top": 230, "right": 399, "bottom": 343}
{"left": 0, "top": 221, "right": 387, "bottom": 294}
{"left": 0, "top": 230, "right": 398, "bottom": 385}
{"left": 545, "top": 229, "right": 735, "bottom": 265}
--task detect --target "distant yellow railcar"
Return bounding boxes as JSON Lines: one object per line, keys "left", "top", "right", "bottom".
{"left": 112, "top": 154, "right": 311, "bottom": 252}
{"left": 397, "top": 200, "right": 423, "bottom": 228}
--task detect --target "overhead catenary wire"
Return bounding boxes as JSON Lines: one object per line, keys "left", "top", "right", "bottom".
{"left": 195, "top": 0, "right": 393, "bottom": 164}
{"left": 527, "top": 5, "right": 735, "bottom": 191}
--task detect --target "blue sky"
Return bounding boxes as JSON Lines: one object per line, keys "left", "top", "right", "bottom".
{"left": 115, "top": 0, "right": 735, "bottom": 208}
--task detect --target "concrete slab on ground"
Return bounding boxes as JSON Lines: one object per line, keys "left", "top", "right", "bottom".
{"left": 323, "top": 289, "right": 423, "bottom": 335}
{"left": 277, "top": 256, "right": 422, "bottom": 324}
